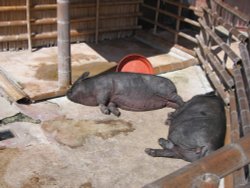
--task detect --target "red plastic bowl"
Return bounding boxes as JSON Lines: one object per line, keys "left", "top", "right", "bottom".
{"left": 116, "top": 54, "right": 154, "bottom": 74}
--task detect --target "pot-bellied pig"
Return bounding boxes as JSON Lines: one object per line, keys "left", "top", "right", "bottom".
{"left": 145, "top": 92, "right": 226, "bottom": 162}
{"left": 67, "top": 72, "right": 184, "bottom": 117}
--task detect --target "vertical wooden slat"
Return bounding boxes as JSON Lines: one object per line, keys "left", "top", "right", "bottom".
{"left": 233, "top": 66, "right": 250, "bottom": 135}
{"left": 153, "top": 0, "right": 160, "bottom": 34}
{"left": 174, "top": 1, "right": 182, "bottom": 44}
{"left": 26, "top": 0, "right": 32, "bottom": 52}
{"left": 247, "top": 24, "right": 250, "bottom": 54}
{"left": 229, "top": 91, "right": 247, "bottom": 187}
{"left": 224, "top": 108, "right": 234, "bottom": 188}
{"left": 95, "top": 0, "right": 100, "bottom": 43}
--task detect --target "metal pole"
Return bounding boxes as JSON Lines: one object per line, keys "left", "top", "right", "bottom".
{"left": 57, "top": 0, "right": 71, "bottom": 89}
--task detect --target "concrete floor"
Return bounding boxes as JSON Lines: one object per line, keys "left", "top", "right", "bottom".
{"left": 0, "top": 37, "right": 212, "bottom": 188}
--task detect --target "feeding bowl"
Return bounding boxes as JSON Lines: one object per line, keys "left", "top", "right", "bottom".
{"left": 116, "top": 54, "right": 154, "bottom": 74}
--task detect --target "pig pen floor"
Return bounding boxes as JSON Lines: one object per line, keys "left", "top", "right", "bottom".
{"left": 0, "top": 37, "right": 212, "bottom": 188}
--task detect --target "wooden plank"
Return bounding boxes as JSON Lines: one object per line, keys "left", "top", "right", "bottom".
{"left": 207, "top": 52, "right": 234, "bottom": 89}
{"left": 154, "top": 58, "right": 198, "bottom": 74}
{"left": 0, "top": 5, "right": 26, "bottom": 12}
{"left": 0, "top": 13, "right": 141, "bottom": 27}
{"left": 224, "top": 108, "right": 234, "bottom": 188}
{"left": 239, "top": 43, "right": 250, "bottom": 99}
{"left": 229, "top": 91, "right": 247, "bottom": 187}
{"left": 0, "top": 26, "right": 141, "bottom": 43}
{"left": 194, "top": 48, "right": 230, "bottom": 105}
{"left": 233, "top": 66, "right": 250, "bottom": 135}
{"left": 0, "top": 67, "right": 29, "bottom": 103}
{"left": 30, "top": 88, "right": 67, "bottom": 102}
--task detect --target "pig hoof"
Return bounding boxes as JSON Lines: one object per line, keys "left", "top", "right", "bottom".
{"left": 110, "top": 109, "right": 121, "bottom": 117}
{"left": 145, "top": 148, "right": 156, "bottom": 157}
{"left": 101, "top": 109, "right": 110, "bottom": 115}
{"left": 158, "top": 138, "right": 167, "bottom": 147}
{"left": 158, "top": 138, "right": 173, "bottom": 149}
{"left": 113, "top": 111, "right": 121, "bottom": 117}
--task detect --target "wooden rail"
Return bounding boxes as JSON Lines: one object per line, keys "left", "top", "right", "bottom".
{"left": 0, "top": 0, "right": 142, "bottom": 50}
{"left": 213, "top": 0, "right": 250, "bottom": 23}
{"left": 143, "top": 132, "right": 250, "bottom": 188}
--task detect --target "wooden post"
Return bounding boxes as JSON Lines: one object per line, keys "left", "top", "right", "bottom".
{"left": 95, "top": 0, "right": 100, "bottom": 43}
{"left": 153, "top": 0, "right": 160, "bottom": 34}
{"left": 57, "top": 0, "right": 71, "bottom": 89}
{"left": 26, "top": 0, "right": 32, "bottom": 52}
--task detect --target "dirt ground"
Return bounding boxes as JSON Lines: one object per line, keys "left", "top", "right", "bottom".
{"left": 0, "top": 37, "right": 213, "bottom": 188}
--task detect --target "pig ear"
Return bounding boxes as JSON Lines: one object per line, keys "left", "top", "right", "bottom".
{"left": 80, "top": 72, "right": 90, "bottom": 79}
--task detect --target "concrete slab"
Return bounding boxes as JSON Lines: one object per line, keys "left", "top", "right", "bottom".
{"left": 0, "top": 37, "right": 214, "bottom": 188}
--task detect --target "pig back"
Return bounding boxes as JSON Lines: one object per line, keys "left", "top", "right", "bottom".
{"left": 96, "top": 72, "right": 179, "bottom": 111}
{"left": 168, "top": 93, "right": 226, "bottom": 151}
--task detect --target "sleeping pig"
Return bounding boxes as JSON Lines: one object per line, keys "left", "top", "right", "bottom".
{"left": 145, "top": 92, "right": 226, "bottom": 162}
{"left": 67, "top": 72, "right": 184, "bottom": 116}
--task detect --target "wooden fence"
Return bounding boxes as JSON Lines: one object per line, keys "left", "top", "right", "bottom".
{"left": 0, "top": 0, "right": 141, "bottom": 51}
{"left": 139, "top": 0, "right": 202, "bottom": 53}
{"left": 143, "top": 0, "right": 250, "bottom": 187}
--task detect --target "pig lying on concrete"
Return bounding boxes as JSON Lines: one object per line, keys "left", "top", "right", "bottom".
{"left": 145, "top": 92, "right": 226, "bottom": 162}
{"left": 67, "top": 72, "right": 184, "bottom": 116}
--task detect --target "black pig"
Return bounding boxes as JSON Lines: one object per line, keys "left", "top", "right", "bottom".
{"left": 145, "top": 92, "right": 226, "bottom": 162}
{"left": 67, "top": 72, "right": 184, "bottom": 116}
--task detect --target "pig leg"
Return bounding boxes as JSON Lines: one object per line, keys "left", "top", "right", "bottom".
{"left": 145, "top": 138, "right": 181, "bottom": 158}
{"left": 145, "top": 148, "right": 181, "bottom": 159}
{"left": 97, "top": 93, "right": 111, "bottom": 115}
{"left": 158, "top": 138, "right": 174, "bottom": 149}
{"left": 107, "top": 102, "right": 121, "bottom": 117}
{"left": 171, "top": 94, "right": 184, "bottom": 107}
{"left": 99, "top": 104, "right": 110, "bottom": 115}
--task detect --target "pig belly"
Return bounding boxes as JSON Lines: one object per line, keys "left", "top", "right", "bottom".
{"left": 112, "top": 96, "right": 168, "bottom": 111}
